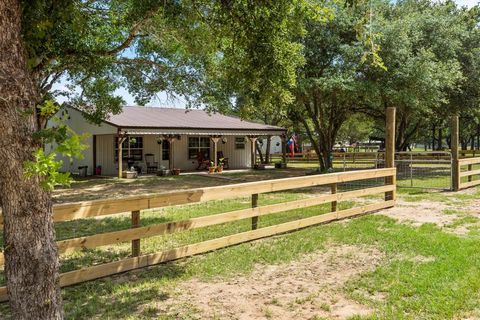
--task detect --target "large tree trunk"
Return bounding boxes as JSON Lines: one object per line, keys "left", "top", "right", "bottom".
{"left": 0, "top": 1, "right": 63, "bottom": 319}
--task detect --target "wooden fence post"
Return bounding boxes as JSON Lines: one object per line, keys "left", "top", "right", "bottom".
{"left": 385, "top": 107, "right": 396, "bottom": 201}
{"left": 251, "top": 194, "right": 259, "bottom": 230}
{"left": 331, "top": 183, "right": 337, "bottom": 212}
{"left": 452, "top": 114, "right": 460, "bottom": 191}
{"left": 131, "top": 210, "right": 140, "bottom": 256}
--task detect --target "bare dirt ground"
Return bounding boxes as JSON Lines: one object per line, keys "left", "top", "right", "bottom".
{"left": 160, "top": 245, "right": 383, "bottom": 320}
{"left": 52, "top": 168, "right": 311, "bottom": 203}
{"left": 379, "top": 199, "right": 454, "bottom": 227}
{"left": 378, "top": 190, "right": 480, "bottom": 235}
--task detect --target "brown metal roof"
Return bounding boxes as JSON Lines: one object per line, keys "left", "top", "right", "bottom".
{"left": 105, "top": 106, "right": 285, "bottom": 132}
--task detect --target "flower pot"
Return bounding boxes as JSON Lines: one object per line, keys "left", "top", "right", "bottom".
{"left": 217, "top": 166, "right": 223, "bottom": 173}
{"left": 209, "top": 167, "right": 216, "bottom": 174}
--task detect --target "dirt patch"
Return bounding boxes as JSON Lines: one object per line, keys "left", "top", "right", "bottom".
{"left": 52, "top": 168, "right": 311, "bottom": 203}
{"left": 159, "top": 244, "right": 383, "bottom": 320}
{"left": 378, "top": 199, "right": 455, "bottom": 227}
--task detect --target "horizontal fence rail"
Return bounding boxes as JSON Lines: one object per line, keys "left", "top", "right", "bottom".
{"left": 457, "top": 157, "right": 480, "bottom": 190}
{"left": 0, "top": 168, "right": 396, "bottom": 301}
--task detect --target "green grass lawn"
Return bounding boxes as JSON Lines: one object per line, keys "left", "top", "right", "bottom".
{"left": 1, "top": 178, "right": 480, "bottom": 319}
{"left": 23, "top": 200, "right": 480, "bottom": 320}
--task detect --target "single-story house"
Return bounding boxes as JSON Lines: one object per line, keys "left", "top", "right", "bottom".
{"left": 51, "top": 106, "right": 286, "bottom": 176}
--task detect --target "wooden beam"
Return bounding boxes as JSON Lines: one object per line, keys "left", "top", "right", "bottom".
{"left": 331, "top": 183, "right": 337, "bottom": 212}
{"left": 458, "top": 157, "right": 480, "bottom": 166}
{"left": 1, "top": 185, "right": 394, "bottom": 262}
{"left": 131, "top": 210, "right": 140, "bottom": 257}
{"left": 460, "top": 168, "right": 480, "bottom": 178}
{"left": 0, "top": 168, "right": 396, "bottom": 226}
{"left": 0, "top": 200, "right": 394, "bottom": 302}
{"left": 385, "top": 107, "right": 396, "bottom": 201}
{"left": 211, "top": 136, "right": 220, "bottom": 168}
{"left": 251, "top": 193, "right": 259, "bottom": 230}
{"left": 452, "top": 114, "right": 460, "bottom": 191}
{"left": 459, "top": 179, "right": 480, "bottom": 189}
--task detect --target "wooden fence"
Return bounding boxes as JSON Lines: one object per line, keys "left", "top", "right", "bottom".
{"left": 0, "top": 168, "right": 396, "bottom": 301}
{"left": 456, "top": 157, "right": 480, "bottom": 190}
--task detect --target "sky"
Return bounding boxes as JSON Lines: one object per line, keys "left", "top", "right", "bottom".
{"left": 455, "top": 0, "right": 478, "bottom": 7}
{"left": 55, "top": 0, "right": 478, "bottom": 109}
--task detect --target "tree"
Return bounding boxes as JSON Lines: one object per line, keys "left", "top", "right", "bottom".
{"left": 360, "top": 0, "right": 465, "bottom": 151}
{"left": 0, "top": 1, "right": 310, "bottom": 318}
{"left": 290, "top": 2, "right": 366, "bottom": 171}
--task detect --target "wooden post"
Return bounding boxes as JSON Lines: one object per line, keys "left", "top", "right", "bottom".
{"left": 251, "top": 193, "right": 259, "bottom": 230}
{"left": 249, "top": 136, "right": 257, "bottom": 169}
{"left": 117, "top": 134, "right": 127, "bottom": 178}
{"left": 211, "top": 136, "right": 220, "bottom": 167}
{"left": 331, "top": 183, "right": 337, "bottom": 212}
{"left": 131, "top": 210, "right": 140, "bottom": 257}
{"left": 468, "top": 164, "right": 473, "bottom": 182}
{"left": 385, "top": 107, "right": 396, "bottom": 201}
{"left": 163, "top": 135, "right": 176, "bottom": 171}
{"left": 452, "top": 114, "right": 460, "bottom": 191}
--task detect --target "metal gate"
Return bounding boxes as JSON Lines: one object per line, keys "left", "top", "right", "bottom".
{"left": 337, "top": 151, "right": 453, "bottom": 191}
{"left": 393, "top": 152, "right": 452, "bottom": 190}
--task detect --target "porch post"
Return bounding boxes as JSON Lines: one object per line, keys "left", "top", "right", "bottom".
{"left": 117, "top": 133, "right": 127, "bottom": 178}
{"left": 168, "top": 136, "right": 175, "bottom": 171}
{"left": 249, "top": 136, "right": 258, "bottom": 169}
{"left": 282, "top": 133, "right": 287, "bottom": 166}
{"left": 211, "top": 136, "right": 221, "bottom": 167}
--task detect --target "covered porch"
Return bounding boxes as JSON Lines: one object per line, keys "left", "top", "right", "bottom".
{"left": 93, "top": 128, "right": 286, "bottom": 177}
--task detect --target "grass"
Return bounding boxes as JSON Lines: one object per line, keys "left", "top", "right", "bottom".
{"left": 1, "top": 174, "right": 480, "bottom": 319}
{"left": 13, "top": 209, "right": 478, "bottom": 319}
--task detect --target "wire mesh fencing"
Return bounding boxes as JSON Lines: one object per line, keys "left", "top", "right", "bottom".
{"left": 335, "top": 151, "right": 453, "bottom": 191}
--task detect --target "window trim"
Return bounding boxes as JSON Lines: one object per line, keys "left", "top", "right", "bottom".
{"left": 188, "top": 136, "right": 211, "bottom": 160}
{"left": 114, "top": 136, "right": 144, "bottom": 162}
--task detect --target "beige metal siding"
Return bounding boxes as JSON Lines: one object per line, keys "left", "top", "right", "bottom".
{"left": 94, "top": 134, "right": 253, "bottom": 175}
{"left": 96, "top": 135, "right": 116, "bottom": 175}
{"left": 217, "top": 136, "right": 251, "bottom": 169}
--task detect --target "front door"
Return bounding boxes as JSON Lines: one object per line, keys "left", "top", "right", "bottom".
{"left": 161, "top": 139, "right": 170, "bottom": 169}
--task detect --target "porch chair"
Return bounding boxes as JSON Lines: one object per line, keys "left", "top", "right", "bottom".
{"left": 196, "top": 151, "right": 210, "bottom": 170}
{"left": 144, "top": 153, "right": 158, "bottom": 173}
{"left": 217, "top": 151, "right": 229, "bottom": 169}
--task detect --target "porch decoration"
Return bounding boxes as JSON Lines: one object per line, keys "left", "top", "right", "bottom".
{"left": 209, "top": 161, "right": 216, "bottom": 174}
{"left": 216, "top": 158, "right": 225, "bottom": 173}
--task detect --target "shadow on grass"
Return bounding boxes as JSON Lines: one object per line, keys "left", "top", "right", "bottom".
{"left": 0, "top": 262, "right": 186, "bottom": 320}
{"left": 64, "top": 262, "right": 186, "bottom": 319}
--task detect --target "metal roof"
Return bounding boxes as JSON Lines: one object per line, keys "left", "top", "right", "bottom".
{"left": 105, "top": 106, "right": 285, "bottom": 133}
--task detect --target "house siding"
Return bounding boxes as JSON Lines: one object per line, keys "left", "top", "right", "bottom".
{"left": 92, "top": 134, "right": 253, "bottom": 175}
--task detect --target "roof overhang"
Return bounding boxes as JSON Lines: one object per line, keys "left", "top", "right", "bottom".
{"left": 120, "top": 127, "right": 285, "bottom": 136}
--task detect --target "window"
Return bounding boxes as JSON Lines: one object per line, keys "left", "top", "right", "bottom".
{"left": 114, "top": 136, "right": 143, "bottom": 161}
{"left": 188, "top": 137, "right": 210, "bottom": 159}
{"left": 235, "top": 137, "right": 246, "bottom": 150}
{"left": 162, "top": 140, "right": 170, "bottom": 161}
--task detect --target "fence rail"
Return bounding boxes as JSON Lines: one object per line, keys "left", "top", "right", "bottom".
{"left": 0, "top": 168, "right": 396, "bottom": 301}
{"left": 457, "top": 157, "right": 480, "bottom": 190}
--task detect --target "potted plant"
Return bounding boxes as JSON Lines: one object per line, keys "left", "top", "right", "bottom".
{"left": 209, "top": 161, "right": 216, "bottom": 174}
{"left": 217, "top": 158, "right": 224, "bottom": 173}
{"left": 173, "top": 168, "right": 181, "bottom": 175}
